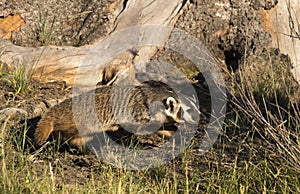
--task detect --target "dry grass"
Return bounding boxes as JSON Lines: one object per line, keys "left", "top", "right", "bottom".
{"left": 226, "top": 49, "right": 300, "bottom": 173}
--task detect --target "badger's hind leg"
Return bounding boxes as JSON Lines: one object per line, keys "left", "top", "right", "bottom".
{"left": 34, "top": 119, "right": 54, "bottom": 146}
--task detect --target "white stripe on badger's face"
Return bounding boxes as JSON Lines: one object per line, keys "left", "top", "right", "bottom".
{"left": 180, "top": 95, "right": 200, "bottom": 124}
{"left": 181, "top": 103, "right": 196, "bottom": 123}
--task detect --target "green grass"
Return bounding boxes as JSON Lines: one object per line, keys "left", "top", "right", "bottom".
{"left": 36, "top": 0, "right": 56, "bottom": 46}
{"left": 37, "top": 14, "right": 55, "bottom": 46}
{"left": 0, "top": 63, "right": 33, "bottom": 100}
{"left": 0, "top": 111, "right": 299, "bottom": 193}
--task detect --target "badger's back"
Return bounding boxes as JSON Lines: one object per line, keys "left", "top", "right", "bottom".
{"left": 95, "top": 81, "right": 179, "bottom": 126}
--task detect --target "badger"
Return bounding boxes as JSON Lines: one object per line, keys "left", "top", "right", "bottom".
{"left": 34, "top": 81, "right": 187, "bottom": 151}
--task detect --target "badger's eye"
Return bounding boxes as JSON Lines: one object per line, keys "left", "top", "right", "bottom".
{"left": 169, "top": 100, "right": 174, "bottom": 112}
{"left": 177, "top": 107, "right": 182, "bottom": 118}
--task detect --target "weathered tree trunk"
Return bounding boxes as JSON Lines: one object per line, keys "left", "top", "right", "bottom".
{"left": 0, "top": 0, "right": 188, "bottom": 86}
{"left": 261, "top": 0, "right": 300, "bottom": 83}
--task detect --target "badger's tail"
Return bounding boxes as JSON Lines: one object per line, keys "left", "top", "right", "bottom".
{"left": 34, "top": 118, "right": 54, "bottom": 146}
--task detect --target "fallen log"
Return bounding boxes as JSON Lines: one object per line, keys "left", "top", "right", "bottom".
{"left": 261, "top": 0, "right": 300, "bottom": 83}
{"left": 0, "top": 0, "right": 188, "bottom": 86}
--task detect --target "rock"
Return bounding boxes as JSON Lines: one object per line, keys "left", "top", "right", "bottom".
{"left": 0, "top": 107, "right": 27, "bottom": 121}
{"left": 0, "top": 14, "right": 25, "bottom": 40}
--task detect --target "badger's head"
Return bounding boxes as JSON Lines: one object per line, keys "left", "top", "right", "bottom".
{"left": 149, "top": 96, "right": 197, "bottom": 125}
{"left": 132, "top": 80, "right": 199, "bottom": 135}
{"left": 133, "top": 96, "right": 197, "bottom": 136}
